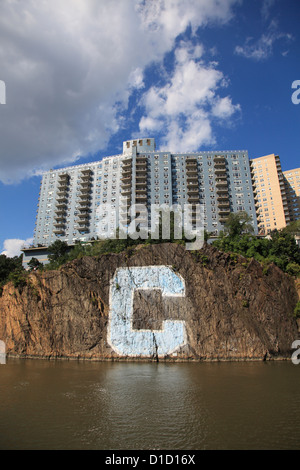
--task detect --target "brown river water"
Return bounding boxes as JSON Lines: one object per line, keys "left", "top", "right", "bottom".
{"left": 0, "top": 358, "right": 299, "bottom": 450}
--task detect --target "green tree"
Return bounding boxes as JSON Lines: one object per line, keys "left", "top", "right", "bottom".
{"left": 282, "top": 220, "right": 300, "bottom": 236}
{"left": 213, "top": 215, "right": 300, "bottom": 276}
{"left": 223, "top": 211, "right": 254, "bottom": 239}
{"left": 0, "top": 254, "right": 23, "bottom": 288}
{"left": 47, "top": 240, "right": 69, "bottom": 268}
{"left": 28, "top": 257, "right": 43, "bottom": 271}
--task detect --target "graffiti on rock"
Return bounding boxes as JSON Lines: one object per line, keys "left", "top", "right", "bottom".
{"left": 108, "top": 266, "right": 187, "bottom": 357}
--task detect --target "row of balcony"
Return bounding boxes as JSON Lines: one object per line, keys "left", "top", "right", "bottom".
{"left": 186, "top": 160, "right": 200, "bottom": 207}
{"left": 54, "top": 174, "right": 70, "bottom": 234}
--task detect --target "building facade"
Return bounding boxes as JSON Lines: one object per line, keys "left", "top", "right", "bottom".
{"left": 283, "top": 167, "right": 300, "bottom": 223}
{"left": 250, "top": 154, "right": 290, "bottom": 234}
{"left": 251, "top": 154, "right": 300, "bottom": 235}
{"left": 23, "top": 138, "right": 259, "bottom": 267}
{"left": 33, "top": 138, "right": 258, "bottom": 245}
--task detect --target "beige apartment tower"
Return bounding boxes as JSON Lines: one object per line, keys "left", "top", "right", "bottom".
{"left": 283, "top": 168, "right": 300, "bottom": 223}
{"left": 251, "top": 154, "right": 289, "bottom": 235}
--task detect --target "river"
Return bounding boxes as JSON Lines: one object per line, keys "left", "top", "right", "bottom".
{"left": 0, "top": 359, "right": 299, "bottom": 450}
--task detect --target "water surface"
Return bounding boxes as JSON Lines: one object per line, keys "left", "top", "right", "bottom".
{"left": 0, "top": 359, "right": 299, "bottom": 450}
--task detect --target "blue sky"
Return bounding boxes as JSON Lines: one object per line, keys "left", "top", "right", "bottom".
{"left": 0, "top": 0, "right": 299, "bottom": 256}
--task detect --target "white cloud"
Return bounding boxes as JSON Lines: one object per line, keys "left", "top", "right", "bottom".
{"left": 1, "top": 238, "right": 33, "bottom": 258}
{"left": 138, "top": 42, "right": 240, "bottom": 152}
{"left": 0, "top": 0, "right": 240, "bottom": 183}
{"left": 235, "top": 20, "right": 293, "bottom": 61}
{"left": 212, "top": 96, "right": 241, "bottom": 119}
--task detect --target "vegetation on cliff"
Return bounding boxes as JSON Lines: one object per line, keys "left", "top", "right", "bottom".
{"left": 1, "top": 213, "right": 299, "bottom": 295}
{"left": 212, "top": 214, "right": 300, "bottom": 277}
{"left": 0, "top": 254, "right": 23, "bottom": 293}
{"left": 41, "top": 212, "right": 300, "bottom": 277}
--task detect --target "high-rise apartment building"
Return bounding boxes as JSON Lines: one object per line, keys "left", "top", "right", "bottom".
{"left": 250, "top": 154, "right": 290, "bottom": 234}
{"left": 283, "top": 168, "right": 300, "bottom": 223}
{"left": 22, "top": 138, "right": 258, "bottom": 267}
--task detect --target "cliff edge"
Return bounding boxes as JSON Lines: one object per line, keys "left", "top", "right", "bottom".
{"left": 0, "top": 243, "right": 299, "bottom": 361}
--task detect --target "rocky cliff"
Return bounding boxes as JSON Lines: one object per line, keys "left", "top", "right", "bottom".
{"left": 0, "top": 243, "right": 299, "bottom": 361}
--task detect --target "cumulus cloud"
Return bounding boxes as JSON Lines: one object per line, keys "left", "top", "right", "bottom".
{"left": 0, "top": 0, "right": 239, "bottom": 184}
{"left": 1, "top": 238, "right": 33, "bottom": 258}
{"left": 138, "top": 42, "right": 240, "bottom": 152}
{"left": 212, "top": 96, "right": 241, "bottom": 119}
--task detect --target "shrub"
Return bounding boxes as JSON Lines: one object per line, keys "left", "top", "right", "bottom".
{"left": 8, "top": 269, "right": 27, "bottom": 288}
{"left": 294, "top": 301, "right": 300, "bottom": 319}
{"left": 286, "top": 262, "right": 300, "bottom": 277}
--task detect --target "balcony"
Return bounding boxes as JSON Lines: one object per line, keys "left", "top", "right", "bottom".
{"left": 218, "top": 201, "right": 230, "bottom": 208}
{"left": 77, "top": 212, "right": 90, "bottom": 220}
{"left": 219, "top": 208, "right": 230, "bottom": 215}
{"left": 78, "top": 191, "right": 91, "bottom": 199}
{"left": 214, "top": 155, "right": 225, "bottom": 162}
{"left": 216, "top": 180, "right": 228, "bottom": 188}
{"left": 58, "top": 174, "right": 69, "bottom": 182}
{"left": 56, "top": 190, "right": 68, "bottom": 198}
{"left": 54, "top": 214, "right": 66, "bottom": 221}
{"left": 77, "top": 206, "right": 90, "bottom": 213}
{"left": 75, "top": 219, "right": 90, "bottom": 227}
{"left": 217, "top": 193, "right": 229, "bottom": 201}
{"left": 187, "top": 188, "right": 199, "bottom": 194}
{"left": 121, "top": 191, "right": 132, "bottom": 200}
{"left": 56, "top": 202, "right": 67, "bottom": 210}
{"left": 75, "top": 226, "right": 89, "bottom": 232}
{"left": 186, "top": 169, "right": 198, "bottom": 177}
{"left": 214, "top": 167, "right": 226, "bottom": 175}
{"left": 187, "top": 176, "right": 198, "bottom": 184}
{"left": 55, "top": 208, "right": 67, "bottom": 217}
{"left": 81, "top": 168, "right": 93, "bottom": 175}
{"left": 136, "top": 168, "right": 147, "bottom": 176}
{"left": 121, "top": 175, "right": 132, "bottom": 184}
{"left": 122, "top": 167, "right": 132, "bottom": 175}
{"left": 79, "top": 180, "right": 91, "bottom": 188}
{"left": 54, "top": 221, "right": 66, "bottom": 228}
{"left": 135, "top": 194, "right": 148, "bottom": 203}
{"left": 136, "top": 156, "right": 147, "bottom": 163}
{"left": 186, "top": 160, "right": 197, "bottom": 168}
{"left": 56, "top": 197, "right": 68, "bottom": 205}
{"left": 135, "top": 177, "right": 147, "bottom": 185}
{"left": 77, "top": 200, "right": 91, "bottom": 208}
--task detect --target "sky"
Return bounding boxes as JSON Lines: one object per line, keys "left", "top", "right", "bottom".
{"left": 0, "top": 0, "right": 299, "bottom": 257}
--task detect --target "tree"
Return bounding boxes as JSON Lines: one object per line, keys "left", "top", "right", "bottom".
{"left": 47, "top": 240, "right": 69, "bottom": 267}
{"left": 0, "top": 254, "right": 23, "bottom": 285}
{"left": 282, "top": 220, "right": 300, "bottom": 236}
{"left": 224, "top": 211, "right": 254, "bottom": 239}
{"left": 268, "top": 230, "right": 300, "bottom": 269}
{"left": 28, "top": 257, "right": 43, "bottom": 271}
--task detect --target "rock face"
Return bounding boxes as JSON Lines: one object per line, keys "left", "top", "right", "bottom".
{"left": 0, "top": 243, "right": 299, "bottom": 361}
